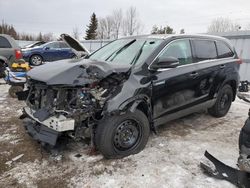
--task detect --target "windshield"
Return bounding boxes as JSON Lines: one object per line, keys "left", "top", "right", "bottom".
{"left": 88, "top": 38, "right": 163, "bottom": 65}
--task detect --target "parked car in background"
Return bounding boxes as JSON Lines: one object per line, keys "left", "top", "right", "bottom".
{"left": 0, "top": 34, "right": 23, "bottom": 77}
{"left": 23, "top": 41, "right": 46, "bottom": 49}
{"left": 21, "top": 41, "right": 76, "bottom": 65}
{"left": 19, "top": 34, "right": 241, "bottom": 158}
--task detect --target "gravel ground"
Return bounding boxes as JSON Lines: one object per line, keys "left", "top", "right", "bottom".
{"left": 0, "top": 81, "right": 249, "bottom": 188}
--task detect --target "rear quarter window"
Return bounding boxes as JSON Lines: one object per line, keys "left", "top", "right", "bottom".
{"left": 192, "top": 40, "right": 217, "bottom": 62}
{"left": 0, "top": 36, "right": 12, "bottom": 48}
{"left": 216, "top": 41, "right": 234, "bottom": 58}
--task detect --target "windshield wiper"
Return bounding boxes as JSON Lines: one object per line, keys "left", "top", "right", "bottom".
{"left": 130, "top": 41, "right": 147, "bottom": 65}
{"left": 105, "top": 39, "right": 136, "bottom": 61}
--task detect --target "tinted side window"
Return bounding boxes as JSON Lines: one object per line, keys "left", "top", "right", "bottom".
{"left": 192, "top": 40, "right": 217, "bottom": 62}
{"left": 158, "top": 39, "right": 193, "bottom": 65}
{"left": 60, "top": 42, "right": 69, "bottom": 48}
{"left": 45, "top": 42, "right": 60, "bottom": 49}
{"left": 216, "top": 41, "right": 234, "bottom": 58}
{"left": 0, "top": 36, "right": 11, "bottom": 48}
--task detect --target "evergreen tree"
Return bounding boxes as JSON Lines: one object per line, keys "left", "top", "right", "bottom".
{"left": 85, "top": 13, "right": 98, "bottom": 40}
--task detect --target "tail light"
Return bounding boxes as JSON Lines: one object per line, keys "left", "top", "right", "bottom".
{"left": 15, "top": 49, "right": 22, "bottom": 59}
{"left": 237, "top": 59, "right": 243, "bottom": 64}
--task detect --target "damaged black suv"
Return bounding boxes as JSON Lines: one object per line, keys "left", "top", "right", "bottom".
{"left": 20, "top": 34, "right": 240, "bottom": 158}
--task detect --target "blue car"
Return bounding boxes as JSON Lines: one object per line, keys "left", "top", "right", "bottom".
{"left": 22, "top": 41, "right": 76, "bottom": 66}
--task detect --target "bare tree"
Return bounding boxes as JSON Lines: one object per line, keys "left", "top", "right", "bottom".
{"left": 97, "top": 18, "right": 106, "bottom": 39}
{"left": 207, "top": 18, "right": 241, "bottom": 33}
{"left": 123, "top": 6, "right": 142, "bottom": 36}
{"left": 43, "top": 33, "right": 54, "bottom": 41}
{"left": 97, "top": 16, "right": 114, "bottom": 39}
{"left": 112, "top": 9, "right": 123, "bottom": 39}
{"left": 105, "top": 16, "right": 114, "bottom": 39}
{"left": 72, "top": 26, "right": 80, "bottom": 40}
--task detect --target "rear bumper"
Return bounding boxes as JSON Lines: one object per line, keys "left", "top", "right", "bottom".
{"left": 24, "top": 119, "right": 59, "bottom": 146}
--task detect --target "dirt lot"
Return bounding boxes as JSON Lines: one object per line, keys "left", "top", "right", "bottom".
{"left": 0, "top": 82, "right": 249, "bottom": 188}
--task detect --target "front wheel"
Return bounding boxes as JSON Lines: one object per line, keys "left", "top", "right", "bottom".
{"left": 95, "top": 109, "right": 150, "bottom": 159}
{"left": 208, "top": 84, "right": 233, "bottom": 117}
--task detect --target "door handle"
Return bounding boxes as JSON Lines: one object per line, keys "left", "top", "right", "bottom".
{"left": 220, "top": 64, "right": 226, "bottom": 69}
{"left": 190, "top": 72, "right": 199, "bottom": 78}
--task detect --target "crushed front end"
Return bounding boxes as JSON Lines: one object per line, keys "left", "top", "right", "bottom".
{"left": 21, "top": 66, "right": 129, "bottom": 146}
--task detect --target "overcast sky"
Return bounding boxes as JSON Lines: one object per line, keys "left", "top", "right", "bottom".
{"left": 1, "top": 0, "right": 250, "bottom": 39}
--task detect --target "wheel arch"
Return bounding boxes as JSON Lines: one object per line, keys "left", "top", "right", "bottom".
{"left": 211, "top": 78, "right": 238, "bottom": 102}
{"left": 0, "top": 56, "right": 7, "bottom": 64}
{"left": 118, "top": 95, "right": 154, "bottom": 130}
{"left": 224, "top": 80, "right": 237, "bottom": 101}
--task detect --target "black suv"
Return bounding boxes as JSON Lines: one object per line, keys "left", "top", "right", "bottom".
{"left": 20, "top": 34, "right": 240, "bottom": 158}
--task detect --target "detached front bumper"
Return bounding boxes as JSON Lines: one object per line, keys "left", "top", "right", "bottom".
{"left": 24, "top": 120, "right": 59, "bottom": 146}
{"left": 23, "top": 107, "right": 75, "bottom": 132}
{"left": 23, "top": 107, "right": 76, "bottom": 146}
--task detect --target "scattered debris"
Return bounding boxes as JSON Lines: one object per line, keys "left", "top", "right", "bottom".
{"left": 74, "top": 154, "right": 82, "bottom": 158}
{"left": 239, "top": 81, "right": 249, "bottom": 92}
{"left": 5, "top": 154, "right": 24, "bottom": 166}
{"left": 201, "top": 151, "right": 250, "bottom": 188}
{"left": 201, "top": 106, "right": 250, "bottom": 187}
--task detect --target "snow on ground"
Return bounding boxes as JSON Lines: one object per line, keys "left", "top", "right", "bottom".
{"left": 0, "top": 81, "right": 249, "bottom": 188}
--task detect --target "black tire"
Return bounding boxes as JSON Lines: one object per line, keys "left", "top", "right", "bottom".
{"left": 95, "top": 109, "right": 150, "bottom": 159}
{"left": 30, "top": 55, "right": 43, "bottom": 66}
{"left": 208, "top": 84, "right": 233, "bottom": 117}
{"left": 0, "top": 61, "right": 5, "bottom": 78}
{"left": 9, "top": 85, "right": 24, "bottom": 98}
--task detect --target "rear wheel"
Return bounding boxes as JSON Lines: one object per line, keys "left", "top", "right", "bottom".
{"left": 30, "top": 55, "right": 42, "bottom": 66}
{"left": 208, "top": 84, "right": 233, "bottom": 117}
{"left": 95, "top": 109, "right": 150, "bottom": 159}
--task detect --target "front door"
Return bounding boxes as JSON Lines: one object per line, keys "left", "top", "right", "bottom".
{"left": 43, "top": 42, "right": 61, "bottom": 61}
{"left": 152, "top": 39, "right": 205, "bottom": 122}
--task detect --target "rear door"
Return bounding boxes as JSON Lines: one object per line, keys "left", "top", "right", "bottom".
{"left": 190, "top": 39, "right": 219, "bottom": 101}
{"left": 42, "top": 42, "right": 61, "bottom": 61}
{"left": 191, "top": 39, "right": 231, "bottom": 102}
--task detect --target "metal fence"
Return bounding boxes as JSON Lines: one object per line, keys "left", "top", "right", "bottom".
{"left": 80, "top": 40, "right": 112, "bottom": 53}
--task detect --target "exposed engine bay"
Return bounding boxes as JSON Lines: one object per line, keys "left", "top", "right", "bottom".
{"left": 21, "top": 70, "right": 129, "bottom": 145}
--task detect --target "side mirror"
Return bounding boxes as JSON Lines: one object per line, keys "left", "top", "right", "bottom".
{"left": 44, "top": 46, "right": 50, "bottom": 50}
{"left": 150, "top": 56, "right": 179, "bottom": 70}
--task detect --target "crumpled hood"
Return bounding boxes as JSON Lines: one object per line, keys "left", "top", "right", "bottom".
{"left": 27, "top": 59, "right": 131, "bottom": 85}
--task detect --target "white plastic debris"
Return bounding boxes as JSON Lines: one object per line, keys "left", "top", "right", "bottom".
{"left": 5, "top": 154, "right": 24, "bottom": 166}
